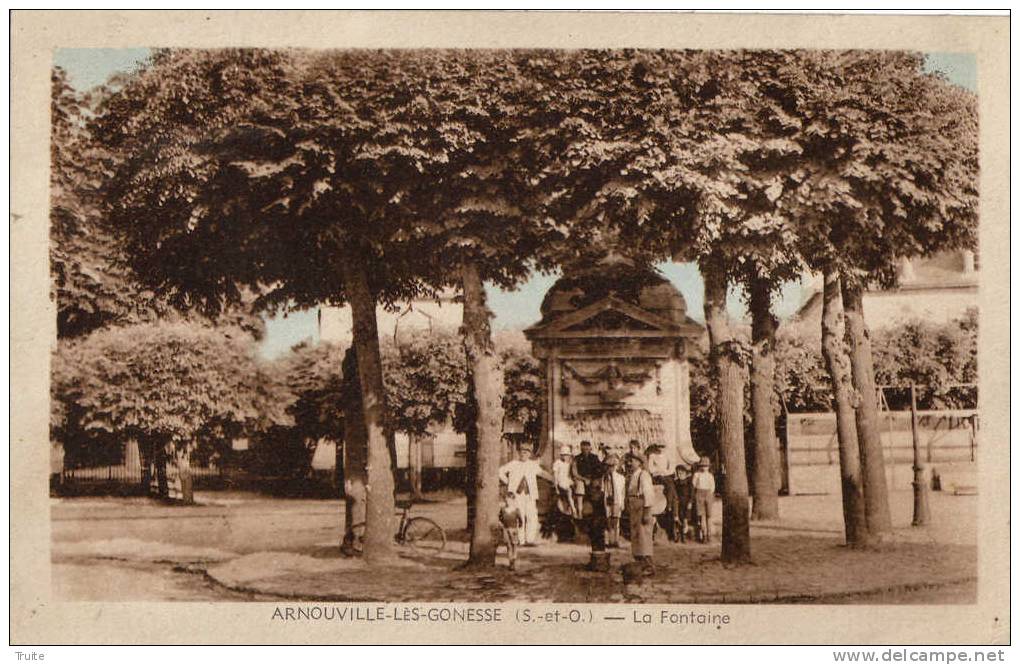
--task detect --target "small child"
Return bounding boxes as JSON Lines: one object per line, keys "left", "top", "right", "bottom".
{"left": 602, "top": 453, "right": 626, "bottom": 548}
{"left": 499, "top": 492, "right": 524, "bottom": 571}
{"left": 691, "top": 457, "right": 716, "bottom": 543}
{"left": 552, "top": 445, "right": 575, "bottom": 517}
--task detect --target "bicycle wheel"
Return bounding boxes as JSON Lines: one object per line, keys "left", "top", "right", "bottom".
{"left": 346, "top": 523, "right": 366, "bottom": 554}
{"left": 403, "top": 517, "right": 446, "bottom": 555}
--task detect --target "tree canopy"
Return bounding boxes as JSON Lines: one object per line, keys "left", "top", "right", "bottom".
{"left": 51, "top": 321, "right": 289, "bottom": 454}
{"left": 51, "top": 67, "right": 166, "bottom": 338}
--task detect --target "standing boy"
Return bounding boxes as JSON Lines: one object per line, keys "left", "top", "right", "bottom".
{"left": 602, "top": 452, "right": 626, "bottom": 548}
{"left": 691, "top": 456, "right": 716, "bottom": 543}
{"left": 499, "top": 492, "right": 524, "bottom": 571}
{"left": 673, "top": 463, "right": 694, "bottom": 543}
{"left": 570, "top": 440, "right": 601, "bottom": 518}
{"left": 625, "top": 451, "right": 656, "bottom": 576}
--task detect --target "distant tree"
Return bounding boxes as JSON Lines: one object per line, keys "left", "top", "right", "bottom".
{"left": 773, "top": 309, "right": 978, "bottom": 413}
{"left": 499, "top": 345, "right": 544, "bottom": 448}
{"left": 260, "top": 341, "right": 346, "bottom": 483}
{"left": 382, "top": 330, "right": 470, "bottom": 501}
{"left": 382, "top": 331, "right": 469, "bottom": 448}
{"left": 870, "top": 308, "right": 978, "bottom": 409}
{"left": 51, "top": 321, "right": 289, "bottom": 503}
{"left": 773, "top": 331, "right": 831, "bottom": 413}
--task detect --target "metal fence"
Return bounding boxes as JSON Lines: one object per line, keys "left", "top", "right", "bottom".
{"left": 779, "top": 384, "right": 979, "bottom": 495}
{"left": 55, "top": 439, "right": 221, "bottom": 491}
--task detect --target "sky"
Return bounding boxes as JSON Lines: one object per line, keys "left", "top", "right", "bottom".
{"left": 53, "top": 48, "right": 978, "bottom": 359}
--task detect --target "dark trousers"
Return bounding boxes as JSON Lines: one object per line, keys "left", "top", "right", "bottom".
{"left": 588, "top": 513, "right": 607, "bottom": 552}
{"left": 653, "top": 475, "right": 679, "bottom": 515}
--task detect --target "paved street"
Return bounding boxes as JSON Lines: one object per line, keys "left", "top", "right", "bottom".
{"left": 51, "top": 488, "right": 977, "bottom": 603}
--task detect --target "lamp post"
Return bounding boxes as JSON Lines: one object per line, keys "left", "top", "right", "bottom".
{"left": 910, "top": 383, "right": 931, "bottom": 526}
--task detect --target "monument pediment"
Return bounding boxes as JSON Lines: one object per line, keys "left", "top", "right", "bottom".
{"left": 526, "top": 295, "right": 700, "bottom": 340}
{"left": 528, "top": 265, "right": 702, "bottom": 468}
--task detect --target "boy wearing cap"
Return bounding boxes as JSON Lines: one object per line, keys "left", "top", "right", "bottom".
{"left": 602, "top": 452, "right": 626, "bottom": 548}
{"left": 570, "top": 440, "right": 601, "bottom": 519}
{"left": 691, "top": 457, "right": 716, "bottom": 543}
{"left": 646, "top": 443, "right": 680, "bottom": 541}
{"left": 673, "top": 463, "right": 694, "bottom": 543}
{"left": 625, "top": 451, "right": 657, "bottom": 575}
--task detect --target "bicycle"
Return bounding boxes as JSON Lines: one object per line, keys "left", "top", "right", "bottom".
{"left": 349, "top": 501, "right": 447, "bottom": 555}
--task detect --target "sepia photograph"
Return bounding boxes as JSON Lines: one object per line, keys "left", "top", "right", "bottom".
{"left": 10, "top": 10, "right": 1010, "bottom": 647}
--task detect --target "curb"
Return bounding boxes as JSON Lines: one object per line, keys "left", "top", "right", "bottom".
{"left": 193, "top": 560, "right": 977, "bottom": 605}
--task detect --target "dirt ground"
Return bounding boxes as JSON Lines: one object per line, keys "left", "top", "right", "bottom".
{"left": 51, "top": 488, "right": 977, "bottom": 603}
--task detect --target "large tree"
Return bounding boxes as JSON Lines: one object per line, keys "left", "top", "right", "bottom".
{"left": 95, "top": 49, "right": 465, "bottom": 560}
{"left": 541, "top": 49, "right": 813, "bottom": 562}
{"left": 769, "top": 51, "right": 978, "bottom": 536}
{"left": 51, "top": 321, "right": 289, "bottom": 503}
{"left": 397, "top": 50, "right": 560, "bottom": 567}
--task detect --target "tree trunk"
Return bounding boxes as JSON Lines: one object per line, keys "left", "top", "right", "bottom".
{"left": 748, "top": 278, "right": 780, "bottom": 521}
{"left": 409, "top": 435, "right": 424, "bottom": 502}
{"left": 820, "top": 270, "right": 871, "bottom": 548}
{"left": 461, "top": 261, "right": 505, "bottom": 568}
{"left": 702, "top": 262, "right": 751, "bottom": 564}
{"left": 334, "top": 438, "right": 344, "bottom": 494}
{"left": 340, "top": 347, "right": 368, "bottom": 552}
{"left": 154, "top": 442, "right": 169, "bottom": 499}
{"left": 174, "top": 446, "right": 194, "bottom": 505}
{"left": 534, "top": 359, "right": 551, "bottom": 466}
{"left": 138, "top": 438, "right": 152, "bottom": 495}
{"left": 841, "top": 280, "right": 893, "bottom": 535}
{"left": 464, "top": 393, "right": 478, "bottom": 532}
{"left": 341, "top": 255, "right": 397, "bottom": 561}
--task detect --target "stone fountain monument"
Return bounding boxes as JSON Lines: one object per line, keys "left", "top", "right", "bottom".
{"left": 525, "top": 256, "right": 704, "bottom": 469}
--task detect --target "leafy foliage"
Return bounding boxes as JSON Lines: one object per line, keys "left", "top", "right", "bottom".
{"left": 50, "top": 67, "right": 165, "bottom": 338}
{"left": 382, "top": 332, "right": 470, "bottom": 436}
{"left": 51, "top": 66, "right": 267, "bottom": 340}
{"left": 96, "top": 49, "right": 509, "bottom": 313}
{"left": 262, "top": 329, "right": 544, "bottom": 456}
{"left": 499, "top": 345, "right": 544, "bottom": 444}
{"left": 773, "top": 310, "right": 979, "bottom": 412}
{"left": 271, "top": 340, "right": 346, "bottom": 443}
{"left": 871, "top": 308, "right": 978, "bottom": 409}
{"left": 51, "top": 321, "right": 290, "bottom": 457}
{"left": 759, "top": 51, "right": 980, "bottom": 283}
{"left": 773, "top": 330, "right": 833, "bottom": 412}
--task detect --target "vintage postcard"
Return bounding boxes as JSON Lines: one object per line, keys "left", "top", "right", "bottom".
{"left": 10, "top": 10, "right": 1010, "bottom": 646}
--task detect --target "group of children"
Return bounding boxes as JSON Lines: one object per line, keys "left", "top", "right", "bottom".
{"left": 498, "top": 439, "right": 716, "bottom": 575}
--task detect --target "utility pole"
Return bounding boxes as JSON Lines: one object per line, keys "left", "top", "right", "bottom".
{"left": 910, "top": 383, "right": 931, "bottom": 526}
